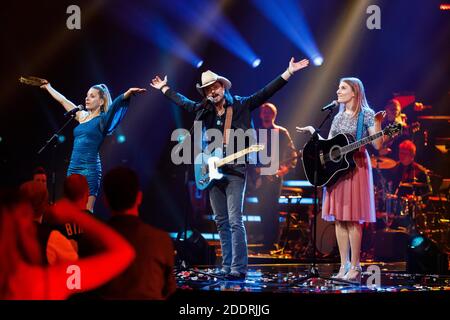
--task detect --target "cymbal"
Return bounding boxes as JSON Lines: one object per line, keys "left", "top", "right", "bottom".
{"left": 399, "top": 181, "right": 427, "bottom": 188}
{"left": 370, "top": 155, "right": 396, "bottom": 169}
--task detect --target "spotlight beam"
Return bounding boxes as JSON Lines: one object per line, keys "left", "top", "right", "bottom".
{"left": 252, "top": 0, "right": 322, "bottom": 64}
{"left": 111, "top": 4, "right": 203, "bottom": 68}
{"left": 159, "top": 0, "right": 260, "bottom": 67}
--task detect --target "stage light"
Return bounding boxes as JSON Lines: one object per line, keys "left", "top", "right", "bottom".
{"left": 196, "top": 60, "right": 204, "bottom": 68}
{"left": 0, "top": 136, "right": 2, "bottom": 143}
{"left": 410, "top": 235, "right": 425, "bottom": 249}
{"left": 57, "top": 135, "right": 65, "bottom": 143}
{"left": 160, "top": 0, "right": 260, "bottom": 67}
{"left": 252, "top": 58, "right": 261, "bottom": 68}
{"left": 177, "top": 134, "right": 187, "bottom": 144}
{"left": 313, "top": 56, "right": 324, "bottom": 66}
{"left": 252, "top": 0, "right": 322, "bottom": 64}
{"left": 111, "top": 5, "right": 203, "bottom": 68}
{"left": 117, "top": 134, "right": 126, "bottom": 144}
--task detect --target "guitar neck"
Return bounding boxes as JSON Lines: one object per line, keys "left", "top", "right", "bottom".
{"left": 341, "top": 131, "right": 384, "bottom": 154}
{"left": 216, "top": 147, "right": 254, "bottom": 168}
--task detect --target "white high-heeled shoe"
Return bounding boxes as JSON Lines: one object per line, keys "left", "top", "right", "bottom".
{"left": 331, "top": 262, "right": 351, "bottom": 279}
{"left": 343, "top": 265, "right": 362, "bottom": 284}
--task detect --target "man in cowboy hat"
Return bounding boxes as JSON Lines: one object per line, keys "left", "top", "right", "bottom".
{"left": 150, "top": 57, "right": 309, "bottom": 280}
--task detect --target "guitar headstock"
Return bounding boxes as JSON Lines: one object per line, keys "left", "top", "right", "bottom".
{"left": 249, "top": 144, "right": 265, "bottom": 152}
{"left": 383, "top": 122, "right": 402, "bottom": 138}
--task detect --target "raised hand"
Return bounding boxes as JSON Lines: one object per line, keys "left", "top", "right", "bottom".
{"left": 124, "top": 87, "right": 147, "bottom": 99}
{"left": 288, "top": 58, "right": 310, "bottom": 74}
{"left": 40, "top": 82, "right": 50, "bottom": 90}
{"left": 296, "top": 125, "right": 315, "bottom": 135}
{"left": 374, "top": 110, "right": 386, "bottom": 124}
{"left": 150, "top": 75, "right": 168, "bottom": 90}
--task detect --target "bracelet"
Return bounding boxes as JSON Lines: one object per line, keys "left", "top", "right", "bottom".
{"left": 287, "top": 68, "right": 293, "bottom": 76}
{"left": 160, "top": 85, "right": 169, "bottom": 91}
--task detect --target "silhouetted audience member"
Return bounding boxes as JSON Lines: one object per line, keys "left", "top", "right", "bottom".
{"left": 20, "top": 181, "right": 78, "bottom": 265}
{"left": 32, "top": 167, "right": 47, "bottom": 186}
{"left": 97, "top": 167, "right": 176, "bottom": 300}
{"left": 63, "top": 174, "right": 90, "bottom": 211}
{"left": 0, "top": 189, "right": 135, "bottom": 299}
{"left": 57, "top": 174, "right": 92, "bottom": 256}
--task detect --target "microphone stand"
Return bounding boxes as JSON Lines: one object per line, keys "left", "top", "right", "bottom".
{"left": 38, "top": 114, "right": 76, "bottom": 204}
{"left": 297, "top": 107, "right": 354, "bottom": 286}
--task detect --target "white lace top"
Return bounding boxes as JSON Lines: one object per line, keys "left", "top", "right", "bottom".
{"left": 328, "top": 107, "right": 375, "bottom": 139}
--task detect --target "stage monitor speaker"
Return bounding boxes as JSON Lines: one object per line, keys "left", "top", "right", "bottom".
{"left": 175, "top": 229, "right": 217, "bottom": 266}
{"left": 407, "top": 234, "right": 449, "bottom": 275}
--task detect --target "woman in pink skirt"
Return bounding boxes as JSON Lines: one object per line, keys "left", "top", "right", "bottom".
{"left": 299, "top": 77, "right": 385, "bottom": 283}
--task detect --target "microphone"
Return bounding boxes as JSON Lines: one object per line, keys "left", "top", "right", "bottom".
{"left": 321, "top": 100, "right": 339, "bottom": 112}
{"left": 64, "top": 105, "right": 86, "bottom": 117}
{"left": 198, "top": 96, "right": 215, "bottom": 110}
{"left": 207, "top": 96, "right": 215, "bottom": 105}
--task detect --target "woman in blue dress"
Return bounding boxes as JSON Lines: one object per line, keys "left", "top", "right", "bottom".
{"left": 40, "top": 81, "right": 146, "bottom": 211}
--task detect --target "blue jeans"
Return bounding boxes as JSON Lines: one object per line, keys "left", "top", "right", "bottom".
{"left": 209, "top": 168, "right": 248, "bottom": 274}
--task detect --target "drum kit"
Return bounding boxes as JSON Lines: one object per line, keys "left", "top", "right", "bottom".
{"left": 371, "top": 154, "right": 449, "bottom": 250}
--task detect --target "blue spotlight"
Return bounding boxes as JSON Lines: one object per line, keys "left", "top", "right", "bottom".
{"left": 313, "top": 56, "right": 323, "bottom": 66}
{"left": 57, "top": 135, "right": 65, "bottom": 143}
{"left": 410, "top": 235, "right": 425, "bottom": 249}
{"left": 196, "top": 60, "right": 204, "bottom": 68}
{"left": 117, "top": 134, "right": 126, "bottom": 144}
{"left": 252, "top": 0, "right": 322, "bottom": 64}
{"left": 177, "top": 134, "right": 186, "bottom": 143}
{"left": 111, "top": 5, "right": 203, "bottom": 68}
{"left": 161, "top": 0, "right": 260, "bottom": 67}
{"left": 252, "top": 58, "right": 261, "bottom": 68}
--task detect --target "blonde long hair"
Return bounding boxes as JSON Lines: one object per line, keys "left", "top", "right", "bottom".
{"left": 340, "top": 77, "right": 370, "bottom": 117}
{"left": 91, "top": 84, "right": 112, "bottom": 113}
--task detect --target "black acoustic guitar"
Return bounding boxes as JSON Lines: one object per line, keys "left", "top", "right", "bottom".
{"left": 301, "top": 123, "right": 402, "bottom": 187}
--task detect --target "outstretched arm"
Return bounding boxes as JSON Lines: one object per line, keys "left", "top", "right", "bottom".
{"left": 101, "top": 88, "right": 146, "bottom": 135}
{"left": 281, "top": 58, "right": 310, "bottom": 81}
{"left": 40, "top": 82, "right": 78, "bottom": 114}
{"left": 150, "top": 75, "right": 170, "bottom": 94}
{"left": 45, "top": 199, "right": 135, "bottom": 299}
{"left": 150, "top": 74, "right": 200, "bottom": 113}
{"left": 296, "top": 126, "right": 325, "bottom": 140}
{"left": 246, "top": 58, "right": 309, "bottom": 111}
{"left": 123, "top": 87, "right": 147, "bottom": 99}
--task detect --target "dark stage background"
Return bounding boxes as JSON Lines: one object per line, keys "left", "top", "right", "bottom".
{"left": 1, "top": 0, "right": 449, "bottom": 232}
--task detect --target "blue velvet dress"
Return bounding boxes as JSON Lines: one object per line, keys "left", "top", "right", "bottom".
{"left": 67, "top": 94, "right": 130, "bottom": 196}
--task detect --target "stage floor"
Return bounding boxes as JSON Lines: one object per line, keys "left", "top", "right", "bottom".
{"left": 175, "top": 262, "right": 450, "bottom": 294}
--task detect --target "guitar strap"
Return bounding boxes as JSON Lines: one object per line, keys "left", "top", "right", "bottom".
{"left": 356, "top": 109, "right": 365, "bottom": 141}
{"left": 223, "top": 106, "right": 233, "bottom": 146}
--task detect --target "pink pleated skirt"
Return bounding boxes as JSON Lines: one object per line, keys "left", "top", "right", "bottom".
{"left": 322, "top": 148, "right": 376, "bottom": 223}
